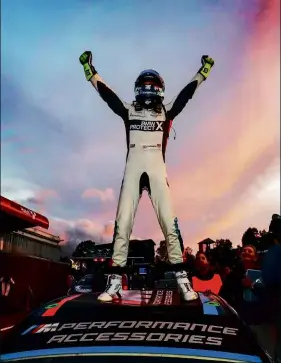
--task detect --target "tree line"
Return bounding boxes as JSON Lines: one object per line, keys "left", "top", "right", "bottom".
{"left": 60, "top": 226, "right": 273, "bottom": 264}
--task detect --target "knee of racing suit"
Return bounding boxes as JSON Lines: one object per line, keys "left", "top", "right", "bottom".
{"left": 169, "top": 262, "right": 188, "bottom": 272}
{"left": 106, "top": 264, "right": 127, "bottom": 276}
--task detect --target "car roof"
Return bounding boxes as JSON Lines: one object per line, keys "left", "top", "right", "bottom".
{"left": 80, "top": 274, "right": 94, "bottom": 279}
{"left": 1, "top": 290, "right": 271, "bottom": 363}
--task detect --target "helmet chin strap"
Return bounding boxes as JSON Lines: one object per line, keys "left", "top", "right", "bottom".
{"left": 134, "top": 99, "right": 163, "bottom": 114}
{"left": 136, "top": 97, "right": 162, "bottom": 107}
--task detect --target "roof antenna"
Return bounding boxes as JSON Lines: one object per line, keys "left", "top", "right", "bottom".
{"left": 171, "top": 126, "right": 177, "bottom": 140}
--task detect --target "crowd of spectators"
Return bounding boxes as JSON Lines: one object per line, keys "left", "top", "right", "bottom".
{"left": 165, "top": 213, "right": 281, "bottom": 362}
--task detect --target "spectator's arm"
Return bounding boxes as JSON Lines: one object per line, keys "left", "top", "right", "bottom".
{"left": 251, "top": 279, "right": 266, "bottom": 297}
{"left": 219, "top": 274, "right": 233, "bottom": 301}
{"left": 262, "top": 246, "right": 281, "bottom": 287}
{"left": 219, "top": 273, "right": 240, "bottom": 307}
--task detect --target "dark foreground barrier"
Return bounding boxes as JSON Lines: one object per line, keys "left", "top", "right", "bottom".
{"left": 0, "top": 251, "right": 70, "bottom": 317}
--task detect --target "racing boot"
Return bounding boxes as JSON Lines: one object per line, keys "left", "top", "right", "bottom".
{"left": 97, "top": 274, "right": 123, "bottom": 302}
{"left": 175, "top": 270, "right": 198, "bottom": 302}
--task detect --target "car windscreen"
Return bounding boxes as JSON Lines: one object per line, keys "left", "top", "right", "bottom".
{"left": 0, "top": 355, "right": 259, "bottom": 363}
{"left": 78, "top": 276, "right": 93, "bottom": 285}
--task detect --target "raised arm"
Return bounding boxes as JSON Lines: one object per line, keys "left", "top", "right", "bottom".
{"left": 165, "top": 55, "right": 214, "bottom": 120}
{"left": 79, "top": 51, "right": 128, "bottom": 120}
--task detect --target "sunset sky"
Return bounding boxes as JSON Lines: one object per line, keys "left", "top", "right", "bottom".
{"left": 1, "top": 0, "right": 280, "bottom": 250}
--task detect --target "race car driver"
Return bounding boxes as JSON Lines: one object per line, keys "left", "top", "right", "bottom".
{"left": 79, "top": 50, "right": 214, "bottom": 302}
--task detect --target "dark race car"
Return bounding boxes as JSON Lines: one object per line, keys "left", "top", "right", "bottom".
{"left": 67, "top": 274, "right": 94, "bottom": 295}
{"left": 0, "top": 290, "right": 273, "bottom": 363}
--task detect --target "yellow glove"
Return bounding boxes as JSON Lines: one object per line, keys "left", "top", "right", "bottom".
{"left": 198, "top": 55, "right": 214, "bottom": 80}
{"left": 79, "top": 51, "right": 97, "bottom": 81}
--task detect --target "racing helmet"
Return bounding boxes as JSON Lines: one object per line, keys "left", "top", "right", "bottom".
{"left": 134, "top": 69, "right": 165, "bottom": 104}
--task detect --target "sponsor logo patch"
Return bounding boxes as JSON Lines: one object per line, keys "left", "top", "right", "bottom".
{"left": 21, "top": 320, "right": 239, "bottom": 348}
{"left": 141, "top": 144, "right": 161, "bottom": 150}
{"left": 130, "top": 120, "right": 164, "bottom": 132}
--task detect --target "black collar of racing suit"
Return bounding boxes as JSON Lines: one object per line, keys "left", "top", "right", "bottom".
{"left": 131, "top": 101, "right": 176, "bottom": 140}
{"left": 133, "top": 101, "right": 163, "bottom": 114}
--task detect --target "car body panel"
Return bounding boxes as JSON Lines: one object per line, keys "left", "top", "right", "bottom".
{"left": 0, "top": 290, "right": 272, "bottom": 363}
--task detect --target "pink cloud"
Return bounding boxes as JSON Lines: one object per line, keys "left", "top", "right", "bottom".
{"left": 38, "top": 189, "right": 60, "bottom": 200}
{"left": 49, "top": 215, "right": 143, "bottom": 251}
{"left": 82, "top": 188, "right": 115, "bottom": 202}
{"left": 29, "top": 189, "right": 60, "bottom": 205}
{"left": 49, "top": 217, "right": 102, "bottom": 240}
{"left": 132, "top": 0, "right": 280, "bottom": 249}
{"left": 20, "top": 147, "right": 35, "bottom": 154}
{"left": 103, "top": 221, "right": 115, "bottom": 237}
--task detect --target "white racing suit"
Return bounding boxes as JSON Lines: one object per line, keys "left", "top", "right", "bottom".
{"left": 91, "top": 72, "right": 205, "bottom": 301}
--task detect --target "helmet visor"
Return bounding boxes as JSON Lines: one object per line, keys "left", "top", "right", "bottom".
{"left": 136, "top": 69, "right": 165, "bottom": 91}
